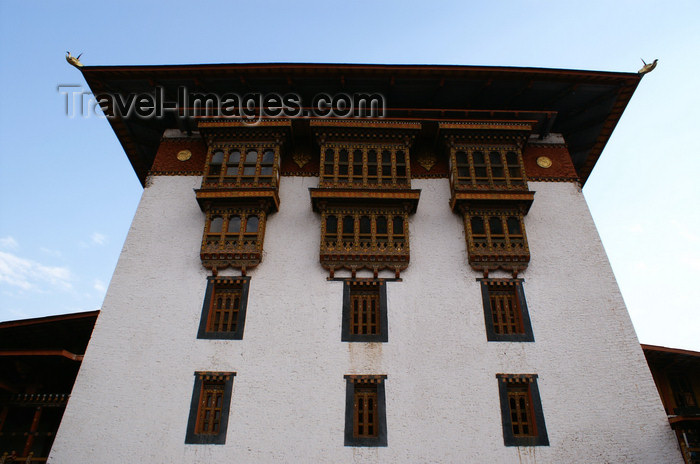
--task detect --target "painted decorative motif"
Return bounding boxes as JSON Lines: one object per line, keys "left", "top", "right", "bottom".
{"left": 177, "top": 149, "right": 192, "bottom": 161}
{"left": 416, "top": 151, "right": 437, "bottom": 171}
{"left": 536, "top": 156, "right": 552, "bottom": 168}
{"left": 293, "top": 151, "right": 311, "bottom": 168}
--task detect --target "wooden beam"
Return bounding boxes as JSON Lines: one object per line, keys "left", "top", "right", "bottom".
{"left": 0, "top": 349, "right": 84, "bottom": 362}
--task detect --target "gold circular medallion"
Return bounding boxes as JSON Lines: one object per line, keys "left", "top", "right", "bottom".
{"left": 177, "top": 150, "right": 192, "bottom": 161}
{"left": 536, "top": 156, "right": 552, "bottom": 168}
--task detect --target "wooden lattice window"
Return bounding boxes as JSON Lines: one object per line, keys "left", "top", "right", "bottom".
{"left": 507, "top": 383, "right": 536, "bottom": 437}
{"left": 342, "top": 280, "right": 388, "bottom": 342}
{"left": 497, "top": 374, "right": 548, "bottom": 446}
{"left": 354, "top": 384, "right": 378, "bottom": 438}
{"left": 351, "top": 287, "right": 379, "bottom": 336}
{"left": 344, "top": 376, "right": 387, "bottom": 446}
{"left": 480, "top": 279, "right": 533, "bottom": 342}
{"left": 197, "top": 277, "right": 250, "bottom": 340}
{"left": 204, "top": 145, "right": 279, "bottom": 187}
{"left": 209, "top": 286, "right": 240, "bottom": 332}
{"left": 466, "top": 211, "right": 527, "bottom": 252}
{"left": 491, "top": 286, "right": 523, "bottom": 335}
{"left": 451, "top": 147, "right": 527, "bottom": 190}
{"left": 203, "top": 210, "right": 265, "bottom": 252}
{"left": 322, "top": 210, "right": 408, "bottom": 253}
{"left": 197, "top": 380, "right": 225, "bottom": 435}
{"left": 320, "top": 144, "right": 410, "bottom": 187}
{"left": 185, "top": 372, "right": 235, "bottom": 444}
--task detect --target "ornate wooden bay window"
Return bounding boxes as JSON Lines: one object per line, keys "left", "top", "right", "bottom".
{"left": 459, "top": 204, "right": 531, "bottom": 272}
{"left": 200, "top": 207, "right": 267, "bottom": 273}
{"left": 195, "top": 121, "right": 287, "bottom": 273}
{"left": 443, "top": 121, "right": 535, "bottom": 273}
{"left": 310, "top": 121, "right": 421, "bottom": 277}
{"left": 319, "top": 206, "right": 410, "bottom": 277}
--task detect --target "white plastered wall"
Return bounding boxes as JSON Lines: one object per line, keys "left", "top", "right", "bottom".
{"left": 49, "top": 176, "right": 682, "bottom": 463}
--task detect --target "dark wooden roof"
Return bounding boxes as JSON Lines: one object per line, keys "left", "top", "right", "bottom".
{"left": 0, "top": 310, "right": 98, "bottom": 354}
{"left": 643, "top": 343, "right": 700, "bottom": 371}
{"left": 79, "top": 63, "right": 641, "bottom": 186}
{"left": 0, "top": 311, "right": 99, "bottom": 394}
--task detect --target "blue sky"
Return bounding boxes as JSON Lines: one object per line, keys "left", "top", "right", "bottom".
{"left": 0, "top": 1, "right": 698, "bottom": 351}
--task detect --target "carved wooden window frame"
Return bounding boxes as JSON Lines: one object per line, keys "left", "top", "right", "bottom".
{"left": 479, "top": 279, "right": 534, "bottom": 342}
{"left": 496, "top": 374, "right": 549, "bottom": 447}
{"left": 203, "top": 144, "right": 280, "bottom": 188}
{"left": 449, "top": 146, "right": 527, "bottom": 191}
{"left": 321, "top": 208, "right": 408, "bottom": 255}
{"left": 197, "top": 276, "right": 250, "bottom": 340}
{"left": 344, "top": 375, "right": 387, "bottom": 447}
{"left": 203, "top": 208, "right": 266, "bottom": 254}
{"left": 463, "top": 208, "right": 528, "bottom": 257}
{"left": 341, "top": 280, "right": 388, "bottom": 342}
{"left": 185, "top": 372, "right": 235, "bottom": 445}
{"left": 320, "top": 143, "right": 410, "bottom": 188}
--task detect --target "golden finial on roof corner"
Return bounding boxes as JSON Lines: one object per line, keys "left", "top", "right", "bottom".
{"left": 66, "top": 51, "right": 83, "bottom": 69}
{"left": 638, "top": 58, "right": 658, "bottom": 75}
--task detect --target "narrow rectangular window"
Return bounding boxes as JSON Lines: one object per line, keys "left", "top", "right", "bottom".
{"left": 197, "top": 380, "right": 225, "bottom": 435}
{"left": 341, "top": 280, "right": 388, "bottom": 342}
{"left": 354, "top": 384, "right": 378, "bottom": 438}
{"left": 344, "top": 376, "right": 387, "bottom": 446}
{"left": 490, "top": 286, "right": 523, "bottom": 335}
{"left": 208, "top": 286, "right": 241, "bottom": 333}
{"left": 185, "top": 372, "right": 235, "bottom": 444}
{"left": 197, "top": 277, "right": 250, "bottom": 340}
{"left": 479, "top": 279, "right": 534, "bottom": 342}
{"left": 496, "top": 374, "right": 548, "bottom": 447}
{"left": 507, "top": 383, "right": 535, "bottom": 437}
{"left": 351, "top": 287, "right": 380, "bottom": 335}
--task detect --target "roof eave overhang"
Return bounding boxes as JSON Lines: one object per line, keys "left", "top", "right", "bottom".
{"left": 78, "top": 63, "right": 641, "bottom": 186}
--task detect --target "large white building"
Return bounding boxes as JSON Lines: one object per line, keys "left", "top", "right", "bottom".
{"left": 49, "top": 63, "right": 682, "bottom": 463}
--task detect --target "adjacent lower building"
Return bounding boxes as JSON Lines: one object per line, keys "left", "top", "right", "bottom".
{"left": 644, "top": 344, "right": 700, "bottom": 463}
{"left": 48, "top": 62, "right": 683, "bottom": 462}
{"left": 0, "top": 311, "right": 98, "bottom": 463}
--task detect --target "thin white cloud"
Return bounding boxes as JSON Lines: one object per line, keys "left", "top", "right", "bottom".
{"left": 0, "top": 251, "right": 73, "bottom": 291}
{"left": 91, "top": 232, "right": 107, "bottom": 246}
{"left": 93, "top": 279, "right": 106, "bottom": 293}
{"left": 40, "top": 247, "right": 63, "bottom": 258}
{"left": 0, "top": 236, "right": 19, "bottom": 250}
